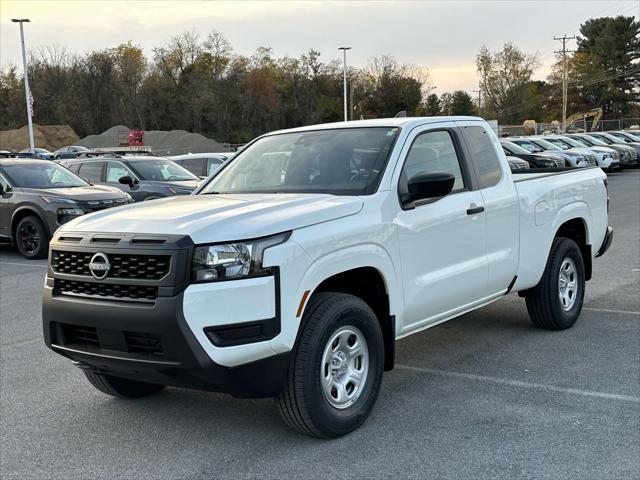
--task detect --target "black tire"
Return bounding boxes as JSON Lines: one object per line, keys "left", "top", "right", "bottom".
{"left": 83, "top": 370, "right": 165, "bottom": 398}
{"left": 14, "top": 215, "right": 49, "bottom": 259}
{"left": 276, "top": 292, "right": 384, "bottom": 438}
{"left": 525, "top": 237, "right": 585, "bottom": 330}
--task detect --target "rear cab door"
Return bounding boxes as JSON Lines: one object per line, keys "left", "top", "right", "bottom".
{"left": 456, "top": 120, "right": 520, "bottom": 296}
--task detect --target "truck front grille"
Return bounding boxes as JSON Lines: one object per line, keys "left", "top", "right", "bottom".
{"left": 54, "top": 279, "right": 158, "bottom": 302}
{"left": 52, "top": 250, "right": 171, "bottom": 280}
{"left": 124, "top": 332, "right": 164, "bottom": 357}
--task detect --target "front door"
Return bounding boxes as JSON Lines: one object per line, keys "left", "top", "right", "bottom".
{"left": 394, "top": 125, "right": 488, "bottom": 334}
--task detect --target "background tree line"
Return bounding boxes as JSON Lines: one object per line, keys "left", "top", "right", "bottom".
{"left": 1, "top": 15, "right": 637, "bottom": 143}
{"left": 0, "top": 32, "right": 436, "bottom": 143}
{"left": 476, "top": 15, "right": 639, "bottom": 125}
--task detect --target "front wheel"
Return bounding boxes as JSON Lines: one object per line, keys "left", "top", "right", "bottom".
{"left": 276, "top": 292, "right": 384, "bottom": 438}
{"left": 15, "top": 215, "right": 49, "bottom": 259}
{"left": 525, "top": 237, "right": 585, "bottom": 330}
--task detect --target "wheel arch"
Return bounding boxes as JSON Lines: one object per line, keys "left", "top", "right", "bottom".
{"left": 293, "top": 247, "right": 401, "bottom": 372}
{"left": 11, "top": 206, "right": 50, "bottom": 242}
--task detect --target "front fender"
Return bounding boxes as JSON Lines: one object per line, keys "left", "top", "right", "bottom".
{"left": 269, "top": 242, "right": 401, "bottom": 354}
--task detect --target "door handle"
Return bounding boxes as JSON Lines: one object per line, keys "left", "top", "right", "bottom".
{"left": 466, "top": 204, "right": 485, "bottom": 215}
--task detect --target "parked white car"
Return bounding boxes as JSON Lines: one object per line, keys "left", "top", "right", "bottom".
{"left": 505, "top": 137, "right": 589, "bottom": 167}
{"left": 543, "top": 135, "right": 619, "bottom": 171}
{"left": 43, "top": 117, "right": 612, "bottom": 438}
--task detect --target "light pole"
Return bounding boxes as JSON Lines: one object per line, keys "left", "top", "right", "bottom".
{"left": 338, "top": 47, "right": 351, "bottom": 122}
{"left": 12, "top": 18, "right": 35, "bottom": 150}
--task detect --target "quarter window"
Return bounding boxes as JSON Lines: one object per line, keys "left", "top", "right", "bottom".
{"left": 402, "top": 130, "right": 465, "bottom": 192}
{"left": 464, "top": 126, "right": 502, "bottom": 188}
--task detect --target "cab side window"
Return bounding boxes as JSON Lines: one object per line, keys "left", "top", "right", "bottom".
{"left": 463, "top": 126, "right": 502, "bottom": 188}
{"left": 182, "top": 158, "right": 206, "bottom": 177}
{"left": 401, "top": 130, "right": 466, "bottom": 194}
{"left": 78, "top": 162, "right": 104, "bottom": 183}
{"left": 106, "top": 161, "right": 133, "bottom": 182}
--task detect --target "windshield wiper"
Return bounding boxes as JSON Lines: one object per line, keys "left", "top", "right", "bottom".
{"left": 201, "top": 191, "right": 220, "bottom": 195}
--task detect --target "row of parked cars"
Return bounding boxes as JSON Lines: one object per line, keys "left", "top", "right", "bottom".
{"left": 0, "top": 149, "right": 234, "bottom": 258}
{"left": 2, "top": 128, "right": 637, "bottom": 259}
{"left": 502, "top": 131, "right": 640, "bottom": 172}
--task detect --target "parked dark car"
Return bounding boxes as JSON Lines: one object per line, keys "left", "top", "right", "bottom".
{"left": 18, "top": 148, "right": 54, "bottom": 160}
{"left": 53, "top": 145, "right": 90, "bottom": 160}
{"left": 581, "top": 133, "right": 640, "bottom": 167}
{"left": 60, "top": 155, "right": 200, "bottom": 201}
{"left": 0, "top": 159, "right": 131, "bottom": 259}
{"left": 168, "top": 153, "right": 232, "bottom": 179}
{"left": 506, "top": 156, "right": 530, "bottom": 172}
{"left": 501, "top": 141, "right": 564, "bottom": 168}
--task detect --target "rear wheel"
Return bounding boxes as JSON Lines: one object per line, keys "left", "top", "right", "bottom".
{"left": 83, "top": 370, "right": 165, "bottom": 398}
{"left": 276, "top": 292, "right": 384, "bottom": 438}
{"left": 14, "top": 215, "right": 49, "bottom": 259}
{"left": 525, "top": 237, "right": 585, "bottom": 330}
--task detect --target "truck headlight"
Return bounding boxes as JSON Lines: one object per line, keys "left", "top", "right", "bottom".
{"left": 192, "top": 232, "right": 290, "bottom": 282}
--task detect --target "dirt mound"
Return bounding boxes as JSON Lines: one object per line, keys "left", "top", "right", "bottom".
{"left": 78, "top": 126, "right": 227, "bottom": 155}
{"left": 0, "top": 124, "right": 80, "bottom": 152}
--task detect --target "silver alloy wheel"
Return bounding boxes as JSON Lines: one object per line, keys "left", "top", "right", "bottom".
{"left": 558, "top": 257, "right": 578, "bottom": 311}
{"left": 320, "top": 325, "right": 369, "bottom": 410}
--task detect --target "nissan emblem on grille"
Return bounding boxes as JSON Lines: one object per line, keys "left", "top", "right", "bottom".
{"left": 88, "top": 252, "right": 111, "bottom": 280}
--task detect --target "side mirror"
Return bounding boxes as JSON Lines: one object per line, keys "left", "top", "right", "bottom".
{"left": 119, "top": 175, "right": 135, "bottom": 187}
{"left": 0, "top": 184, "right": 4, "bottom": 195}
{"left": 406, "top": 172, "right": 455, "bottom": 203}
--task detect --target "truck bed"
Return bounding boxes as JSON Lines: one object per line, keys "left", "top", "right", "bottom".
{"left": 511, "top": 166, "right": 608, "bottom": 291}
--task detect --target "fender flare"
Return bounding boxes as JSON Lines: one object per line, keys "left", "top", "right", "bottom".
{"left": 10, "top": 205, "right": 51, "bottom": 240}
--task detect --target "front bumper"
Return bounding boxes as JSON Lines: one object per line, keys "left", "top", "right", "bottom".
{"left": 596, "top": 226, "right": 614, "bottom": 258}
{"left": 42, "top": 286, "right": 289, "bottom": 398}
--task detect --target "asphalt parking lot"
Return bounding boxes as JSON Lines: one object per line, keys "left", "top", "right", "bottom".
{"left": 1, "top": 170, "right": 638, "bottom": 480}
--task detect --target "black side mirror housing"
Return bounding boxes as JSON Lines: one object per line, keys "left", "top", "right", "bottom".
{"left": 119, "top": 175, "right": 135, "bottom": 187}
{"left": 406, "top": 172, "right": 455, "bottom": 203}
{"left": 0, "top": 184, "right": 4, "bottom": 195}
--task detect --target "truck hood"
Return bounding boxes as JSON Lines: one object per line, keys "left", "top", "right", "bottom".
{"left": 60, "top": 193, "right": 364, "bottom": 244}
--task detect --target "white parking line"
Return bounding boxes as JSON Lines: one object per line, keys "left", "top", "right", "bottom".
{"left": 396, "top": 364, "right": 640, "bottom": 404}
{"left": 0, "top": 261, "right": 47, "bottom": 268}
{"left": 584, "top": 307, "right": 640, "bottom": 315}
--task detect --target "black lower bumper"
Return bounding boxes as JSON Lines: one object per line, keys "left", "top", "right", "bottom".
{"left": 596, "top": 226, "right": 614, "bottom": 258}
{"left": 42, "top": 287, "right": 289, "bottom": 398}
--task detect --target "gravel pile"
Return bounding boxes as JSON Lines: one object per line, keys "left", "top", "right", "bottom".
{"left": 78, "top": 126, "right": 227, "bottom": 155}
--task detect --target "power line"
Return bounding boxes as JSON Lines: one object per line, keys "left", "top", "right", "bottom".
{"left": 554, "top": 35, "right": 576, "bottom": 133}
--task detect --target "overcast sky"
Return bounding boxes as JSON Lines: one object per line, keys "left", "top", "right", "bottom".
{"left": 0, "top": 0, "right": 637, "bottom": 94}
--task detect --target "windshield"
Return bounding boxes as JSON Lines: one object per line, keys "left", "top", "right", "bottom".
{"left": 128, "top": 158, "right": 198, "bottom": 181}
{"left": 1, "top": 162, "right": 88, "bottom": 188}
{"left": 580, "top": 135, "right": 606, "bottom": 146}
{"left": 502, "top": 142, "right": 532, "bottom": 155}
{"left": 568, "top": 136, "right": 590, "bottom": 147}
{"left": 531, "top": 138, "right": 562, "bottom": 151}
{"left": 558, "top": 137, "right": 585, "bottom": 148}
{"left": 588, "top": 134, "right": 614, "bottom": 145}
{"left": 199, "top": 127, "right": 400, "bottom": 195}
{"left": 545, "top": 138, "right": 571, "bottom": 150}
{"left": 511, "top": 140, "right": 544, "bottom": 153}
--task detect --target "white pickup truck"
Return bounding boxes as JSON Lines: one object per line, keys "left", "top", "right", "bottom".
{"left": 42, "top": 117, "right": 612, "bottom": 438}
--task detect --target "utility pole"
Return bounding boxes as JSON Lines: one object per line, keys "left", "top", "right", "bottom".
{"left": 12, "top": 18, "right": 35, "bottom": 150}
{"left": 338, "top": 47, "right": 351, "bottom": 122}
{"left": 554, "top": 34, "right": 575, "bottom": 133}
{"left": 473, "top": 89, "right": 482, "bottom": 116}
